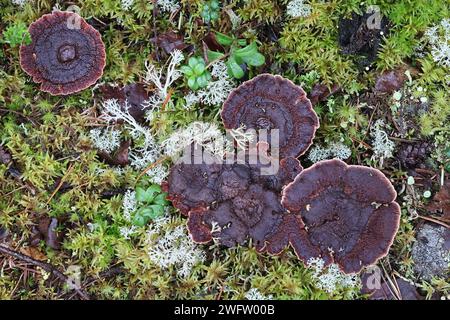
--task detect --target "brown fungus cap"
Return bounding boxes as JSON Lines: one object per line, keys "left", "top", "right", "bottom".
{"left": 188, "top": 184, "right": 286, "bottom": 248}
{"left": 221, "top": 74, "right": 319, "bottom": 158}
{"left": 166, "top": 143, "right": 302, "bottom": 248}
{"left": 260, "top": 214, "right": 331, "bottom": 265}
{"left": 281, "top": 159, "right": 401, "bottom": 273}
{"left": 20, "top": 11, "right": 106, "bottom": 95}
{"left": 164, "top": 156, "right": 223, "bottom": 216}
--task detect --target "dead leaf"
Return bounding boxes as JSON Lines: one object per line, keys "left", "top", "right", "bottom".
{"left": 97, "top": 140, "right": 131, "bottom": 167}
{"left": 374, "top": 69, "right": 407, "bottom": 94}
{"left": 38, "top": 217, "right": 63, "bottom": 250}
{"left": 152, "top": 31, "right": 187, "bottom": 54}
{"left": 202, "top": 32, "right": 225, "bottom": 53}
{"left": 0, "top": 145, "right": 12, "bottom": 165}
{"left": 99, "top": 83, "right": 150, "bottom": 122}
{"left": 309, "top": 83, "right": 340, "bottom": 106}
{"left": 123, "top": 83, "right": 150, "bottom": 122}
{"left": 113, "top": 140, "right": 131, "bottom": 166}
{"left": 427, "top": 180, "right": 450, "bottom": 219}
{"left": 20, "top": 247, "right": 47, "bottom": 261}
{"left": 99, "top": 84, "right": 126, "bottom": 102}
{"left": 0, "top": 227, "right": 8, "bottom": 240}
{"left": 361, "top": 273, "right": 423, "bottom": 300}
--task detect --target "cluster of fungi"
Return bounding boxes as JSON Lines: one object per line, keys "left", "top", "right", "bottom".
{"left": 20, "top": 11, "right": 105, "bottom": 95}
{"left": 165, "top": 74, "right": 400, "bottom": 274}
{"left": 19, "top": 11, "right": 400, "bottom": 274}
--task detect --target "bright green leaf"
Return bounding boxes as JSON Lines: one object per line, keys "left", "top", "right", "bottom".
{"left": 241, "top": 52, "right": 265, "bottom": 67}
{"left": 180, "top": 65, "right": 193, "bottom": 76}
{"left": 234, "top": 42, "right": 258, "bottom": 58}
{"left": 237, "top": 39, "right": 247, "bottom": 47}
{"left": 188, "top": 77, "right": 198, "bottom": 90}
{"left": 196, "top": 73, "right": 208, "bottom": 88}
{"left": 188, "top": 57, "right": 199, "bottom": 68}
{"left": 226, "top": 57, "right": 244, "bottom": 79}
{"left": 193, "top": 62, "right": 205, "bottom": 74}
{"left": 135, "top": 187, "right": 148, "bottom": 202}
{"left": 207, "top": 50, "right": 225, "bottom": 62}
{"left": 153, "top": 193, "right": 169, "bottom": 206}
{"left": 215, "top": 32, "right": 234, "bottom": 46}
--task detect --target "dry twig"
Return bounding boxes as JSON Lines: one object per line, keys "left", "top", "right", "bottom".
{"left": 0, "top": 244, "right": 90, "bottom": 300}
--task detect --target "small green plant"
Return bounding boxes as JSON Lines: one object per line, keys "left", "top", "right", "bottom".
{"left": 181, "top": 56, "right": 212, "bottom": 90}
{"left": 298, "top": 70, "right": 320, "bottom": 91}
{"left": 201, "top": 0, "right": 220, "bottom": 24}
{"left": 1, "top": 22, "right": 31, "bottom": 47}
{"left": 207, "top": 32, "right": 265, "bottom": 79}
{"left": 132, "top": 185, "right": 169, "bottom": 227}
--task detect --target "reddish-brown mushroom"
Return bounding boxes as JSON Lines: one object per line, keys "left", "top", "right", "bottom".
{"left": 221, "top": 74, "right": 319, "bottom": 158}
{"left": 166, "top": 143, "right": 303, "bottom": 248}
{"left": 188, "top": 184, "right": 286, "bottom": 248}
{"left": 260, "top": 213, "right": 332, "bottom": 265}
{"left": 164, "top": 155, "right": 223, "bottom": 215}
{"left": 20, "top": 11, "right": 106, "bottom": 95}
{"left": 281, "top": 159, "right": 401, "bottom": 273}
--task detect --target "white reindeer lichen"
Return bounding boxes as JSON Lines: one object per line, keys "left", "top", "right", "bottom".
{"left": 308, "top": 142, "right": 352, "bottom": 163}
{"left": 157, "top": 0, "right": 180, "bottom": 13}
{"left": 162, "top": 121, "right": 226, "bottom": 159}
{"left": 121, "top": 0, "right": 134, "bottom": 11}
{"left": 146, "top": 217, "right": 205, "bottom": 278}
{"left": 98, "top": 99, "right": 164, "bottom": 182}
{"left": 245, "top": 288, "right": 273, "bottom": 300}
{"left": 89, "top": 128, "right": 122, "bottom": 153}
{"left": 425, "top": 19, "right": 450, "bottom": 68}
{"left": 307, "top": 258, "right": 360, "bottom": 294}
{"left": 144, "top": 49, "right": 183, "bottom": 102}
{"left": 286, "top": 0, "right": 312, "bottom": 18}
{"left": 370, "top": 119, "right": 395, "bottom": 165}
{"left": 161, "top": 121, "right": 255, "bottom": 161}
{"left": 11, "top": 0, "right": 27, "bottom": 6}
{"left": 122, "top": 190, "right": 137, "bottom": 222}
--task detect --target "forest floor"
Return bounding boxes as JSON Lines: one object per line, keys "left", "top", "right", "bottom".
{"left": 0, "top": 0, "right": 449, "bottom": 300}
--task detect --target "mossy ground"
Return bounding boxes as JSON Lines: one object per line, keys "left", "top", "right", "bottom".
{"left": 0, "top": 0, "right": 449, "bottom": 300}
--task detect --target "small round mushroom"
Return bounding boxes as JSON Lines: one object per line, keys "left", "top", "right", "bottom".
{"left": 20, "top": 11, "right": 106, "bottom": 95}
{"left": 281, "top": 159, "right": 401, "bottom": 273}
{"left": 221, "top": 74, "right": 319, "bottom": 158}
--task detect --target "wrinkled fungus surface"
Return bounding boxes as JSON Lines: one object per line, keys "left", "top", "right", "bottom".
{"left": 165, "top": 157, "right": 223, "bottom": 215}
{"left": 281, "top": 159, "right": 401, "bottom": 273}
{"left": 260, "top": 213, "right": 329, "bottom": 264}
{"left": 187, "top": 184, "right": 286, "bottom": 248}
{"left": 221, "top": 74, "right": 319, "bottom": 158}
{"left": 20, "top": 11, "right": 106, "bottom": 95}
{"left": 166, "top": 143, "right": 303, "bottom": 248}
